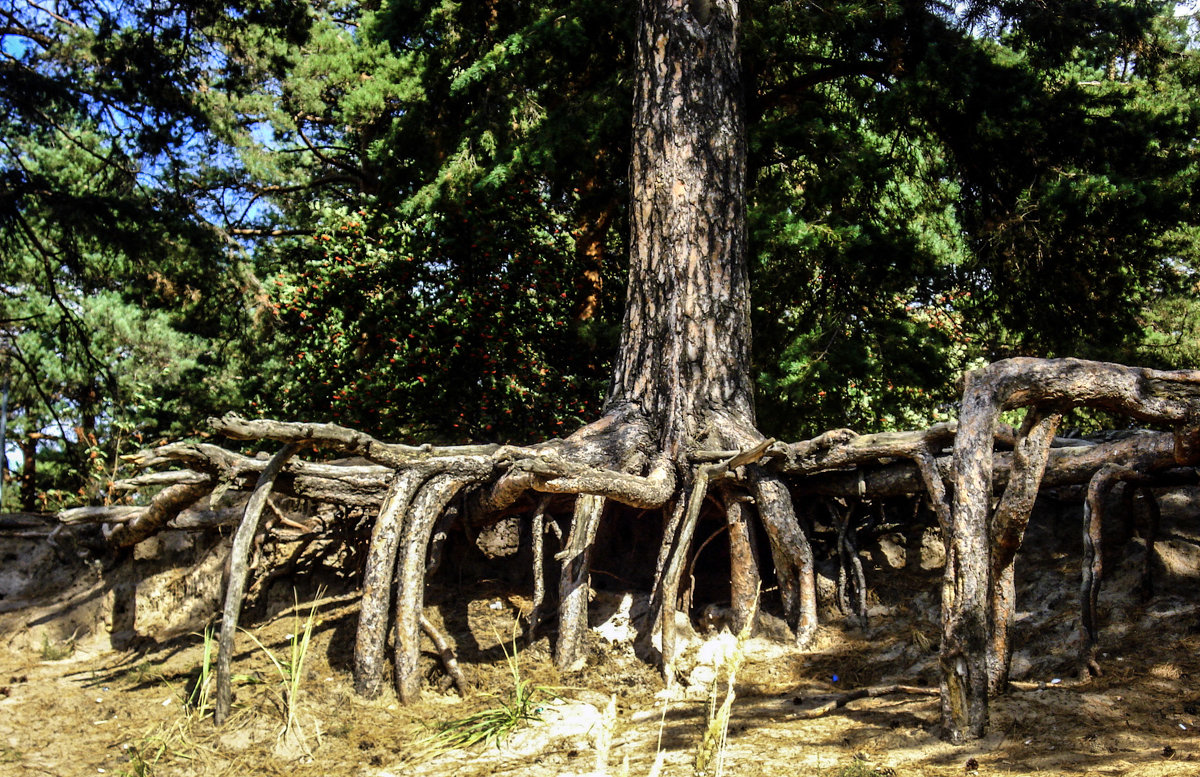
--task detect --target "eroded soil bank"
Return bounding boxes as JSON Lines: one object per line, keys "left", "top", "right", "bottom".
{"left": 2, "top": 488, "right": 1199, "bottom": 776}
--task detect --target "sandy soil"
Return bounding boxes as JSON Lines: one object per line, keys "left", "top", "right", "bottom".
{"left": 2, "top": 489, "right": 1199, "bottom": 777}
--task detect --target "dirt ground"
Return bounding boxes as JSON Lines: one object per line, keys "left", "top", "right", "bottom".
{"left": 2, "top": 488, "right": 1200, "bottom": 777}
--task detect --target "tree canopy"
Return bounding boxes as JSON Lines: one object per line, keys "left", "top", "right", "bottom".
{"left": 3, "top": 0, "right": 1199, "bottom": 509}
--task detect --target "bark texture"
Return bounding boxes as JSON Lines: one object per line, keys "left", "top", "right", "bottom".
{"left": 942, "top": 358, "right": 1200, "bottom": 742}
{"left": 988, "top": 408, "right": 1062, "bottom": 690}
{"left": 615, "top": 0, "right": 752, "bottom": 454}
{"left": 353, "top": 470, "right": 424, "bottom": 698}
{"left": 214, "top": 443, "right": 301, "bottom": 725}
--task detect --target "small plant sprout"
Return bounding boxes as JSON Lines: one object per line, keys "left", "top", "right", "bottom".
{"left": 39, "top": 631, "right": 77, "bottom": 661}
{"left": 422, "top": 627, "right": 551, "bottom": 753}
{"left": 185, "top": 625, "right": 216, "bottom": 718}
{"left": 240, "top": 588, "right": 322, "bottom": 746}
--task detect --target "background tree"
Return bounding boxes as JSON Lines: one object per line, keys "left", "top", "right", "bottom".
{"left": 228, "top": 0, "right": 634, "bottom": 444}
{"left": 235, "top": 0, "right": 1200, "bottom": 449}
{"left": 0, "top": 0, "right": 311, "bottom": 508}
{"left": 747, "top": 0, "right": 1200, "bottom": 437}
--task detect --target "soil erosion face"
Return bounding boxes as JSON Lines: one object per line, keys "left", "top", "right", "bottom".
{"left": 3, "top": 486, "right": 1200, "bottom": 776}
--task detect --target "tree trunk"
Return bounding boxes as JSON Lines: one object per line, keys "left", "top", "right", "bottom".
{"left": 20, "top": 437, "right": 37, "bottom": 512}
{"left": 614, "top": 0, "right": 818, "bottom": 651}
{"left": 613, "top": 0, "right": 753, "bottom": 455}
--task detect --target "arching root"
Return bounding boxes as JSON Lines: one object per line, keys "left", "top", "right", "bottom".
{"left": 353, "top": 470, "right": 425, "bottom": 697}
{"left": 215, "top": 443, "right": 302, "bottom": 725}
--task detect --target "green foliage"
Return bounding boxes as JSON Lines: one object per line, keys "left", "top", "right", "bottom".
{"left": 253, "top": 197, "right": 608, "bottom": 442}
{"left": 228, "top": 0, "right": 632, "bottom": 443}
{"left": 421, "top": 633, "right": 550, "bottom": 751}
{"left": 0, "top": 0, "right": 314, "bottom": 507}
{"left": 748, "top": 0, "right": 1200, "bottom": 435}
{"left": 5, "top": 0, "right": 1200, "bottom": 506}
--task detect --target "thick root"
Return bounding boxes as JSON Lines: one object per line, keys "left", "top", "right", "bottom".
{"left": 724, "top": 489, "right": 761, "bottom": 634}
{"left": 215, "top": 443, "right": 301, "bottom": 725}
{"left": 989, "top": 407, "right": 1061, "bottom": 691}
{"left": 555, "top": 494, "right": 606, "bottom": 672}
{"left": 529, "top": 496, "right": 551, "bottom": 639}
{"left": 394, "top": 474, "right": 471, "bottom": 702}
{"left": 749, "top": 466, "right": 818, "bottom": 648}
{"left": 353, "top": 470, "right": 424, "bottom": 698}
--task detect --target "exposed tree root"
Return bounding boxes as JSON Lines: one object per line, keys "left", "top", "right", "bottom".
{"left": 394, "top": 473, "right": 471, "bottom": 701}
{"left": 353, "top": 470, "right": 424, "bottom": 698}
{"left": 749, "top": 465, "right": 818, "bottom": 648}
{"left": 723, "top": 489, "right": 761, "bottom": 635}
{"left": 989, "top": 407, "right": 1062, "bottom": 691}
{"left": 556, "top": 494, "right": 606, "bottom": 672}
{"left": 792, "top": 685, "right": 939, "bottom": 719}
{"left": 1078, "top": 464, "right": 1146, "bottom": 679}
{"left": 215, "top": 443, "right": 301, "bottom": 725}
{"left": 69, "top": 358, "right": 1200, "bottom": 743}
{"left": 941, "top": 357, "right": 1200, "bottom": 742}
{"left": 420, "top": 614, "right": 466, "bottom": 693}
{"left": 829, "top": 499, "right": 868, "bottom": 629}
{"left": 528, "top": 496, "right": 551, "bottom": 640}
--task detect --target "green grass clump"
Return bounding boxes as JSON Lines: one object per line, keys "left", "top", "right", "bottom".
{"left": 241, "top": 589, "right": 322, "bottom": 740}
{"left": 424, "top": 632, "right": 552, "bottom": 752}
{"left": 185, "top": 625, "right": 216, "bottom": 718}
{"left": 39, "top": 633, "right": 75, "bottom": 661}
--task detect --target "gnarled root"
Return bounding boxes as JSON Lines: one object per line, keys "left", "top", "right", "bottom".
{"left": 215, "top": 443, "right": 301, "bottom": 725}
{"left": 353, "top": 470, "right": 425, "bottom": 697}
{"left": 556, "top": 494, "right": 607, "bottom": 672}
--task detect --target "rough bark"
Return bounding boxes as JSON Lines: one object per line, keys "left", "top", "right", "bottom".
{"left": 215, "top": 443, "right": 301, "bottom": 725}
{"left": 658, "top": 472, "right": 710, "bottom": 675}
{"left": 943, "top": 358, "right": 1200, "bottom": 742}
{"left": 749, "top": 466, "right": 818, "bottom": 646}
{"left": 394, "top": 474, "right": 471, "bottom": 702}
{"left": 93, "top": 422, "right": 1125, "bottom": 536}
{"left": 528, "top": 496, "right": 551, "bottom": 640}
{"left": 615, "top": 0, "right": 752, "bottom": 454}
{"left": 556, "top": 494, "right": 607, "bottom": 672}
{"left": 723, "top": 488, "right": 760, "bottom": 634}
{"left": 988, "top": 408, "right": 1062, "bottom": 691}
{"left": 102, "top": 479, "right": 216, "bottom": 548}
{"left": 353, "top": 470, "right": 424, "bottom": 698}
{"left": 1078, "top": 464, "right": 1151, "bottom": 678}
